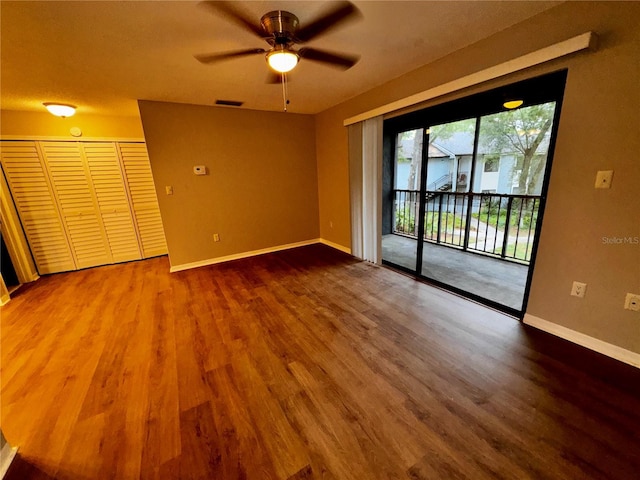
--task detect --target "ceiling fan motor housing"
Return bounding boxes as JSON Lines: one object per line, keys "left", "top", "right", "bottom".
{"left": 261, "top": 11, "right": 299, "bottom": 45}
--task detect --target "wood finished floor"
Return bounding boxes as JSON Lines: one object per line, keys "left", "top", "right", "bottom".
{"left": 1, "top": 244, "right": 639, "bottom": 479}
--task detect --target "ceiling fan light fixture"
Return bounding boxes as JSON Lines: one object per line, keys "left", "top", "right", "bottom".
{"left": 266, "top": 49, "right": 299, "bottom": 73}
{"left": 43, "top": 102, "right": 76, "bottom": 117}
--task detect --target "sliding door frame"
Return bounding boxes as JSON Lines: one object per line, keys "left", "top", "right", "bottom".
{"left": 382, "top": 70, "right": 568, "bottom": 318}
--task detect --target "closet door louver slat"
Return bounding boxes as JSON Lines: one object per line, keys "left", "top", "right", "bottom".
{"left": 0, "top": 141, "right": 76, "bottom": 274}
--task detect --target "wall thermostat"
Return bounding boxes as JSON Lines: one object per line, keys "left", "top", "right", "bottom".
{"left": 193, "top": 165, "right": 207, "bottom": 175}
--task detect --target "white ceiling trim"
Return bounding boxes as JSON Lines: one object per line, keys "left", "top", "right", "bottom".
{"left": 344, "top": 32, "right": 597, "bottom": 126}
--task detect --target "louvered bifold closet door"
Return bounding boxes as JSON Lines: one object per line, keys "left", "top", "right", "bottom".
{"left": 0, "top": 141, "right": 76, "bottom": 274}
{"left": 82, "top": 143, "right": 142, "bottom": 263}
{"left": 118, "top": 143, "right": 167, "bottom": 257}
{"left": 40, "top": 142, "right": 112, "bottom": 269}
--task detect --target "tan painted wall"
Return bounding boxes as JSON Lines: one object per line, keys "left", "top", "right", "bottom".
{"left": 138, "top": 101, "right": 319, "bottom": 267}
{"left": 315, "top": 1, "right": 640, "bottom": 353}
{"left": 0, "top": 110, "right": 144, "bottom": 138}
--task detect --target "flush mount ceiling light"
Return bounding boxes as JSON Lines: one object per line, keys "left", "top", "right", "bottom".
{"left": 266, "top": 48, "right": 299, "bottom": 73}
{"left": 43, "top": 103, "right": 76, "bottom": 118}
{"left": 503, "top": 100, "right": 524, "bottom": 109}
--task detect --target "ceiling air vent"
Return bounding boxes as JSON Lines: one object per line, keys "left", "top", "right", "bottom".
{"left": 215, "top": 99, "right": 243, "bottom": 107}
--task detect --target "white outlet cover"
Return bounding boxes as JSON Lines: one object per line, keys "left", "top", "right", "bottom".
{"left": 571, "top": 281, "right": 587, "bottom": 298}
{"left": 595, "top": 170, "right": 613, "bottom": 189}
{"left": 193, "top": 165, "right": 207, "bottom": 175}
{"left": 624, "top": 293, "right": 640, "bottom": 311}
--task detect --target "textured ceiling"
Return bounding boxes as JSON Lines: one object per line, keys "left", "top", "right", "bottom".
{"left": 1, "top": 1, "right": 561, "bottom": 116}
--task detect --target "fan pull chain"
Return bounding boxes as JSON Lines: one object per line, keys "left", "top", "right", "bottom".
{"left": 281, "top": 73, "right": 290, "bottom": 112}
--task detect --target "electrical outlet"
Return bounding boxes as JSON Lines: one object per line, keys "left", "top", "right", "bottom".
{"left": 571, "top": 281, "right": 587, "bottom": 298}
{"left": 165, "top": 185, "right": 173, "bottom": 195}
{"left": 624, "top": 293, "right": 640, "bottom": 311}
{"left": 213, "top": 233, "right": 220, "bottom": 242}
{"left": 595, "top": 170, "right": 613, "bottom": 189}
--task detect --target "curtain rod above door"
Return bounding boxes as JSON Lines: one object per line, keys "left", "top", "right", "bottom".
{"left": 343, "top": 32, "right": 596, "bottom": 127}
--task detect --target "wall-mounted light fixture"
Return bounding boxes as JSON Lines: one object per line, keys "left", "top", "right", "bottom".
{"left": 43, "top": 103, "right": 76, "bottom": 118}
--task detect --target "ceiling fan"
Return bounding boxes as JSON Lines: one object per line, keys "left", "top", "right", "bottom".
{"left": 194, "top": 1, "right": 362, "bottom": 77}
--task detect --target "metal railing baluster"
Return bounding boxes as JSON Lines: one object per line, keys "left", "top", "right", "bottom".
{"left": 502, "top": 196, "right": 513, "bottom": 258}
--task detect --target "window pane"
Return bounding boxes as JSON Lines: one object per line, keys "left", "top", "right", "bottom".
{"left": 476, "top": 102, "right": 556, "bottom": 195}
{"left": 395, "top": 129, "right": 423, "bottom": 190}
{"left": 387, "top": 129, "right": 422, "bottom": 270}
{"left": 428, "top": 118, "right": 476, "bottom": 194}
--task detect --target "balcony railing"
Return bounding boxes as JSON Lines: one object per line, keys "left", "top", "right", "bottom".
{"left": 393, "top": 189, "right": 541, "bottom": 263}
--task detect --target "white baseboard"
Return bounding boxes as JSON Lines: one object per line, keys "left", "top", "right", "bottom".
{"left": 169, "top": 239, "right": 322, "bottom": 273}
{"left": 523, "top": 314, "right": 640, "bottom": 368}
{"left": 319, "top": 238, "right": 352, "bottom": 255}
{"left": 169, "top": 238, "right": 353, "bottom": 273}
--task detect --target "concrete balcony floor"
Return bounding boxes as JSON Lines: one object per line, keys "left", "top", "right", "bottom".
{"left": 382, "top": 234, "right": 529, "bottom": 311}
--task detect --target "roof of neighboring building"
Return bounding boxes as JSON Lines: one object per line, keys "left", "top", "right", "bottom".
{"left": 436, "top": 130, "right": 552, "bottom": 156}
{"left": 400, "top": 130, "right": 551, "bottom": 160}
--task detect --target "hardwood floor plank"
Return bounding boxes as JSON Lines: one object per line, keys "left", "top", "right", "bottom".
{"left": 2, "top": 245, "right": 639, "bottom": 479}
{"left": 175, "top": 401, "right": 224, "bottom": 479}
{"left": 99, "top": 359, "right": 151, "bottom": 479}
{"left": 56, "top": 413, "right": 106, "bottom": 480}
{"left": 206, "top": 364, "right": 278, "bottom": 479}
{"left": 140, "top": 277, "right": 181, "bottom": 474}
{"left": 284, "top": 365, "right": 393, "bottom": 480}
{"left": 232, "top": 352, "right": 311, "bottom": 479}
{"left": 172, "top": 274, "right": 215, "bottom": 412}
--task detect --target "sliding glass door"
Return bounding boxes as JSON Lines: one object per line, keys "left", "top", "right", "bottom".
{"left": 382, "top": 71, "right": 567, "bottom": 316}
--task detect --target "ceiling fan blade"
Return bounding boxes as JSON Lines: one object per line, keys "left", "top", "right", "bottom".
{"left": 194, "top": 48, "right": 266, "bottom": 65}
{"left": 295, "top": 1, "right": 361, "bottom": 43}
{"left": 298, "top": 47, "right": 360, "bottom": 70}
{"left": 198, "top": 1, "right": 266, "bottom": 39}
